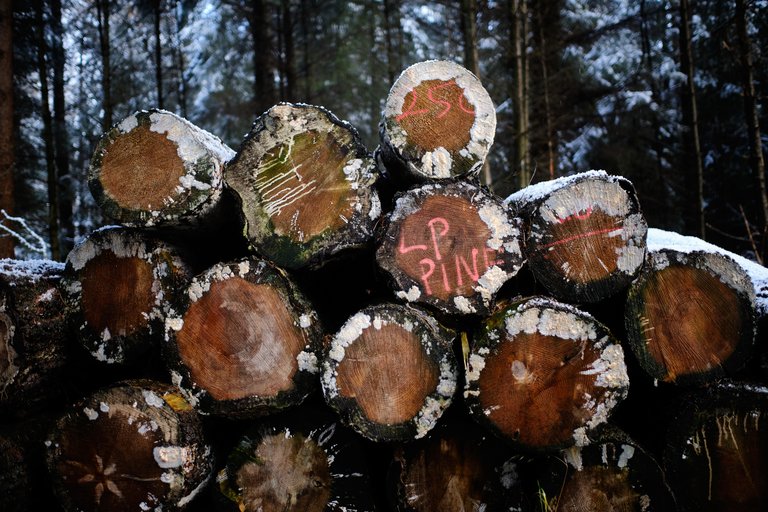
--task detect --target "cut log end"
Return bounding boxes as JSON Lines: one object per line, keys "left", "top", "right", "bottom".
{"left": 322, "top": 304, "right": 457, "bottom": 441}
{"left": 466, "top": 297, "right": 629, "bottom": 450}
{"left": 381, "top": 60, "right": 496, "bottom": 181}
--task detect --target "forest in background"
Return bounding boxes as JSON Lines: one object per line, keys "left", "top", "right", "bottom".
{"left": 0, "top": 0, "right": 766, "bottom": 263}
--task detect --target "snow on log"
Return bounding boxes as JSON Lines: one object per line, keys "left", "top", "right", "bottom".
{"left": 505, "top": 170, "right": 647, "bottom": 303}
{"left": 45, "top": 380, "right": 212, "bottom": 512}
{"left": 89, "top": 109, "right": 234, "bottom": 227}
{"left": 464, "top": 296, "right": 629, "bottom": 450}
{"left": 63, "top": 227, "right": 191, "bottom": 365}
{"left": 376, "top": 181, "right": 525, "bottom": 316}
{"left": 625, "top": 230, "right": 757, "bottom": 385}
{"left": 162, "top": 258, "right": 323, "bottom": 417}
{"left": 379, "top": 60, "right": 496, "bottom": 181}
{"left": 321, "top": 303, "right": 457, "bottom": 442}
{"left": 225, "top": 103, "right": 381, "bottom": 269}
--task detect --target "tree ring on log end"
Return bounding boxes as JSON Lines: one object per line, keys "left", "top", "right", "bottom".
{"left": 465, "top": 297, "right": 629, "bottom": 450}
{"left": 377, "top": 181, "right": 524, "bottom": 316}
{"left": 163, "top": 258, "right": 323, "bottom": 417}
{"left": 381, "top": 60, "right": 496, "bottom": 180}
{"left": 321, "top": 304, "right": 457, "bottom": 441}
{"left": 625, "top": 249, "right": 756, "bottom": 385}
{"left": 225, "top": 103, "right": 380, "bottom": 269}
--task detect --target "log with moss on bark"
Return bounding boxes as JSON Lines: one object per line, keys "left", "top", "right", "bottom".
{"left": 217, "top": 408, "right": 377, "bottom": 512}
{"left": 376, "top": 181, "right": 525, "bottom": 316}
{"left": 505, "top": 170, "right": 647, "bottom": 303}
{"left": 45, "top": 380, "right": 212, "bottom": 512}
{"left": 225, "top": 103, "right": 381, "bottom": 269}
{"left": 625, "top": 229, "right": 758, "bottom": 386}
{"left": 162, "top": 257, "right": 323, "bottom": 418}
{"left": 464, "top": 296, "right": 629, "bottom": 451}
{"left": 63, "top": 227, "right": 191, "bottom": 365}
{"left": 663, "top": 381, "right": 768, "bottom": 512}
{"left": 379, "top": 60, "right": 496, "bottom": 182}
{"left": 321, "top": 303, "right": 457, "bottom": 442}
{"left": 0, "top": 259, "right": 71, "bottom": 418}
{"left": 89, "top": 109, "right": 235, "bottom": 227}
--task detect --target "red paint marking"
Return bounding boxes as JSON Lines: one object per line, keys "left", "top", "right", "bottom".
{"left": 396, "top": 80, "right": 475, "bottom": 122}
{"left": 556, "top": 207, "right": 593, "bottom": 224}
{"left": 399, "top": 234, "right": 428, "bottom": 254}
{"left": 427, "top": 81, "right": 455, "bottom": 118}
{"left": 539, "top": 227, "right": 622, "bottom": 250}
{"left": 458, "top": 93, "right": 475, "bottom": 114}
{"left": 427, "top": 217, "right": 450, "bottom": 261}
{"left": 419, "top": 258, "right": 435, "bottom": 296}
{"left": 396, "top": 90, "right": 430, "bottom": 122}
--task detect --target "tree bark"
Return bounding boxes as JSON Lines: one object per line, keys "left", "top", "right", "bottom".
{"left": 321, "top": 303, "right": 457, "bottom": 442}
{"left": 280, "top": 0, "right": 295, "bottom": 101}
{"left": 376, "top": 181, "right": 525, "bottom": 317}
{"left": 465, "top": 296, "right": 629, "bottom": 450}
{"left": 535, "top": 0, "right": 556, "bottom": 181}
{"left": 382, "top": 0, "right": 402, "bottom": 84}
{"left": 173, "top": 1, "right": 188, "bottom": 118}
{"left": 153, "top": 0, "right": 164, "bottom": 109}
{"left": 505, "top": 171, "right": 648, "bottom": 303}
{"left": 510, "top": 0, "right": 531, "bottom": 190}
{"left": 250, "top": 0, "right": 276, "bottom": 114}
{"left": 225, "top": 103, "right": 381, "bottom": 269}
{"left": 95, "top": 0, "right": 112, "bottom": 131}
{"left": 0, "top": 0, "right": 15, "bottom": 258}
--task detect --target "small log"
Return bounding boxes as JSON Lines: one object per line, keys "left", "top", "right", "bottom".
{"left": 163, "top": 257, "right": 323, "bottom": 417}
{"left": 465, "top": 296, "right": 629, "bottom": 450}
{"left": 89, "top": 109, "right": 235, "bottom": 227}
{"left": 664, "top": 382, "right": 768, "bottom": 511}
{"left": 45, "top": 380, "right": 212, "bottom": 512}
{"left": 217, "top": 408, "right": 377, "bottom": 512}
{"left": 63, "top": 227, "right": 191, "bottom": 365}
{"left": 379, "top": 60, "right": 496, "bottom": 181}
{"left": 321, "top": 303, "right": 457, "bottom": 442}
{"left": 376, "top": 181, "right": 525, "bottom": 316}
{"left": 505, "top": 170, "right": 647, "bottom": 303}
{"left": 625, "top": 231, "right": 757, "bottom": 385}
{"left": 0, "top": 259, "right": 71, "bottom": 417}
{"left": 225, "top": 103, "right": 381, "bottom": 269}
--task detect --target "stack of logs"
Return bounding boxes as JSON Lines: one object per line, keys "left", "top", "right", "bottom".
{"left": 2, "top": 60, "right": 768, "bottom": 512}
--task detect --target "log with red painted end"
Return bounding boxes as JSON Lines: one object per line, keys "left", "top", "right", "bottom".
{"left": 465, "top": 296, "right": 629, "bottom": 451}
{"left": 225, "top": 103, "right": 381, "bottom": 269}
{"left": 45, "top": 380, "right": 212, "bottom": 512}
{"left": 321, "top": 304, "right": 457, "bottom": 442}
{"left": 376, "top": 181, "right": 525, "bottom": 316}
{"left": 217, "top": 409, "right": 376, "bottom": 512}
{"left": 664, "top": 382, "right": 768, "bottom": 512}
{"left": 89, "top": 109, "right": 235, "bottom": 227}
{"left": 625, "top": 233, "right": 757, "bottom": 385}
{"left": 163, "top": 258, "right": 323, "bottom": 417}
{"left": 379, "top": 60, "right": 496, "bottom": 181}
{"left": 505, "top": 170, "right": 647, "bottom": 303}
{"left": 63, "top": 227, "right": 191, "bottom": 365}
{"left": 0, "top": 259, "right": 70, "bottom": 417}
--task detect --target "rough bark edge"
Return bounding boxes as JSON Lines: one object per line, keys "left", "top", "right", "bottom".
{"left": 162, "top": 257, "right": 323, "bottom": 418}
{"left": 321, "top": 303, "right": 457, "bottom": 442}
{"left": 464, "top": 296, "right": 629, "bottom": 451}
{"left": 376, "top": 180, "right": 525, "bottom": 316}
{"left": 380, "top": 60, "right": 496, "bottom": 181}
{"left": 225, "top": 102, "right": 382, "bottom": 269}
{"left": 89, "top": 109, "right": 235, "bottom": 227}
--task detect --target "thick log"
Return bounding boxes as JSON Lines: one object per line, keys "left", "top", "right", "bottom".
{"left": 321, "top": 303, "right": 457, "bottom": 442}
{"left": 505, "top": 170, "right": 647, "bottom": 303}
{"left": 163, "top": 258, "right": 323, "bottom": 417}
{"left": 664, "top": 382, "right": 768, "bottom": 511}
{"left": 0, "top": 434, "right": 31, "bottom": 512}
{"left": 465, "top": 296, "right": 629, "bottom": 450}
{"left": 217, "top": 409, "right": 377, "bottom": 512}
{"left": 625, "top": 231, "right": 757, "bottom": 385}
{"left": 379, "top": 60, "right": 496, "bottom": 181}
{"left": 0, "top": 259, "right": 70, "bottom": 417}
{"left": 45, "top": 380, "right": 212, "bottom": 512}
{"left": 89, "top": 109, "right": 235, "bottom": 227}
{"left": 225, "top": 103, "right": 381, "bottom": 269}
{"left": 376, "top": 181, "right": 525, "bottom": 316}
{"left": 63, "top": 227, "right": 191, "bottom": 365}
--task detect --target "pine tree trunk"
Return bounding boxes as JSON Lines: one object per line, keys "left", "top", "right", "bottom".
{"left": 0, "top": 0, "right": 14, "bottom": 258}
{"left": 250, "top": 0, "right": 276, "bottom": 115}
{"left": 95, "top": 0, "right": 112, "bottom": 131}
{"left": 506, "top": 171, "right": 648, "bottom": 303}
{"left": 162, "top": 257, "right": 323, "bottom": 418}
{"left": 465, "top": 297, "right": 629, "bottom": 450}
{"left": 321, "top": 303, "right": 457, "bottom": 442}
{"left": 382, "top": 0, "right": 402, "bottom": 84}
{"left": 154, "top": 0, "right": 164, "bottom": 109}
{"left": 225, "top": 103, "right": 381, "bottom": 269}
{"left": 376, "top": 181, "right": 525, "bottom": 316}
{"left": 510, "top": 0, "right": 531, "bottom": 190}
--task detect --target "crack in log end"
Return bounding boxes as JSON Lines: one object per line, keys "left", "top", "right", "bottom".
{"left": 99, "top": 125, "right": 185, "bottom": 212}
